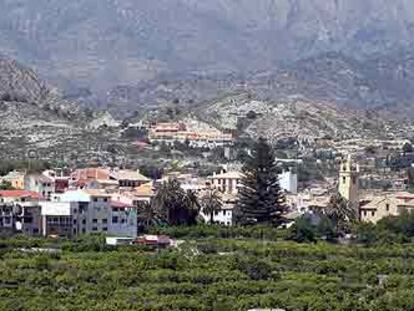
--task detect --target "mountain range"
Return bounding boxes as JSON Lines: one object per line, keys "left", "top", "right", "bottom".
{"left": 1, "top": 0, "right": 414, "bottom": 115}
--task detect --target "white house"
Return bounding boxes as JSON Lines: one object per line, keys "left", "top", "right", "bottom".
{"left": 208, "top": 169, "right": 298, "bottom": 195}
{"left": 278, "top": 170, "right": 298, "bottom": 194}
{"left": 208, "top": 171, "right": 242, "bottom": 195}
{"left": 40, "top": 201, "right": 75, "bottom": 237}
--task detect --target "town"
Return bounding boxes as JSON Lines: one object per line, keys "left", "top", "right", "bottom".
{"left": 3, "top": 2, "right": 414, "bottom": 309}
{"left": 1, "top": 119, "right": 413, "bottom": 244}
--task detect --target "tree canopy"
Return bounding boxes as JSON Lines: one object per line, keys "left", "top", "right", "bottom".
{"left": 235, "top": 137, "right": 286, "bottom": 226}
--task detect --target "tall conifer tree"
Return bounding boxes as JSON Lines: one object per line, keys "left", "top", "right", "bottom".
{"left": 235, "top": 137, "right": 286, "bottom": 225}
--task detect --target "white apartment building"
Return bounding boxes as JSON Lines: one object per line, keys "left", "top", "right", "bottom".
{"left": 43, "top": 190, "right": 137, "bottom": 237}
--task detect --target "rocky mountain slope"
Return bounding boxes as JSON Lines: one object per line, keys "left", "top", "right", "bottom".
{"left": 248, "top": 51, "right": 414, "bottom": 115}
{"left": 196, "top": 93, "right": 413, "bottom": 145}
{"left": 0, "top": 56, "right": 83, "bottom": 121}
{"left": 100, "top": 51, "right": 414, "bottom": 118}
{"left": 2, "top": 0, "right": 414, "bottom": 114}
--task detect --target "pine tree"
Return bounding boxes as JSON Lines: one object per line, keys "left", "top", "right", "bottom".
{"left": 235, "top": 137, "right": 286, "bottom": 225}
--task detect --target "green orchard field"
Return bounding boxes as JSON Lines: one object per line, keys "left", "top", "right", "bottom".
{"left": 2, "top": 232, "right": 414, "bottom": 311}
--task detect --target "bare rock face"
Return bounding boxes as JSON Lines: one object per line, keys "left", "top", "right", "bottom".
{"left": 199, "top": 92, "right": 412, "bottom": 146}
{"left": 88, "top": 111, "right": 120, "bottom": 130}
{"left": 0, "top": 57, "right": 47, "bottom": 104}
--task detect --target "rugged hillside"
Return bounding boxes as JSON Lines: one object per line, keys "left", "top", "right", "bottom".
{"left": 196, "top": 93, "right": 412, "bottom": 145}
{"left": 2, "top": 0, "right": 414, "bottom": 112}
{"left": 0, "top": 56, "right": 83, "bottom": 120}
{"left": 249, "top": 52, "right": 414, "bottom": 114}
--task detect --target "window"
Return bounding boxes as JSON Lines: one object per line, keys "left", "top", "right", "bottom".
{"left": 121, "top": 219, "right": 126, "bottom": 224}
{"left": 92, "top": 227, "right": 98, "bottom": 231}
{"left": 342, "top": 177, "right": 346, "bottom": 184}
{"left": 386, "top": 204, "right": 390, "bottom": 212}
{"left": 93, "top": 219, "right": 98, "bottom": 224}
{"left": 93, "top": 198, "right": 98, "bottom": 202}
{"left": 363, "top": 211, "right": 367, "bottom": 217}
{"left": 82, "top": 228, "right": 86, "bottom": 234}
{"left": 214, "top": 211, "right": 219, "bottom": 216}
{"left": 371, "top": 211, "right": 375, "bottom": 217}
{"left": 103, "top": 227, "right": 108, "bottom": 231}
{"left": 113, "top": 208, "right": 119, "bottom": 212}
{"left": 102, "top": 219, "right": 107, "bottom": 224}
{"left": 82, "top": 219, "right": 86, "bottom": 225}
{"left": 103, "top": 198, "right": 108, "bottom": 202}
{"left": 73, "top": 219, "right": 77, "bottom": 224}
{"left": 112, "top": 216, "right": 118, "bottom": 224}
{"left": 223, "top": 210, "right": 226, "bottom": 216}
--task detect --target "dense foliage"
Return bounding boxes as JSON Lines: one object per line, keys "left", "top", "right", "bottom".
{"left": 235, "top": 137, "right": 286, "bottom": 225}
{"left": 152, "top": 180, "right": 199, "bottom": 226}
{"left": 3, "top": 232, "right": 414, "bottom": 310}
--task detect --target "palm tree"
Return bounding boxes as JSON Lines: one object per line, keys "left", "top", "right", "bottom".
{"left": 152, "top": 179, "right": 199, "bottom": 226}
{"left": 324, "top": 192, "right": 357, "bottom": 235}
{"left": 183, "top": 190, "right": 201, "bottom": 225}
{"left": 136, "top": 201, "right": 159, "bottom": 231}
{"left": 201, "top": 189, "right": 222, "bottom": 224}
{"left": 152, "top": 179, "right": 182, "bottom": 223}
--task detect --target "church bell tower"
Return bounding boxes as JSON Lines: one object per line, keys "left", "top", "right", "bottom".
{"left": 338, "top": 154, "right": 360, "bottom": 208}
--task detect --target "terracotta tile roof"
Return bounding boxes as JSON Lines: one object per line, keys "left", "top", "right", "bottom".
{"left": 395, "top": 192, "right": 414, "bottom": 200}
{"left": 110, "top": 169, "right": 150, "bottom": 182}
{"left": 134, "top": 183, "right": 155, "bottom": 197}
{"left": 0, "top": 190, "right": 42, "bottom": 199}
{"left": 71, "top": 168, "right": 110, "bottom": 181}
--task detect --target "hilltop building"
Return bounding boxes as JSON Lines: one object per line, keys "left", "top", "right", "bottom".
{"left": 149, "top": 122, "right": 233, "bottom": 149}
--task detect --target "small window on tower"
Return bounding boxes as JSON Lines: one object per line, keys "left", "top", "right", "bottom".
{"left": 342, "top": 177, "right": 346, "bottom": 184}
{"left": 386, "top": 204, "right": 390, "bottom": 212}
